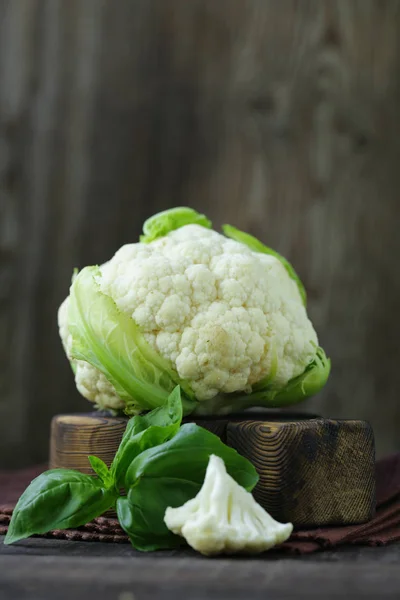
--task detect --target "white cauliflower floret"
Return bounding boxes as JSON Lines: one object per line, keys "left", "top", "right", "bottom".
{"left": 58, "top": 224, "right": 318, "bottom": 410}
{"left": 164, "top": 454, "right": 293, "bottom": 555}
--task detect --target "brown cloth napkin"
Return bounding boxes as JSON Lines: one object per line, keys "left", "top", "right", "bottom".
{"left": 1, "top": 454, "right": 400, "bottom": 554}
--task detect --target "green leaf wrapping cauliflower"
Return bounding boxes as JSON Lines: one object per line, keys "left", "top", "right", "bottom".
{"left": 164, "top": 454, "right": 293, "bottom": 555}
{"left": 58, "top": 207, "right": 330, "bottom": 415}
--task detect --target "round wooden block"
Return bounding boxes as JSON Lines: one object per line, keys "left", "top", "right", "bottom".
{"left": 49, "top": 412, "right": 233, "bottom": 472}
{"left": 49, "top": 413, "right": 128, "bottom": 473}
{"left": 226, "top": 418, "right": 376, "bottom": 526}
{"left": 49, "top": 412, "right": 376, "bottom": 527}
{"left": 49, "top": 413, "right": 128, "bottom": 519}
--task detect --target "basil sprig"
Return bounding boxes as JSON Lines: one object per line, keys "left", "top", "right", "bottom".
{"left": 110, "top": 386, "right": 183, "bottom": 488}
{"left": 119, "top": 423, "right": 258, "bottom": 551}
{"left": 5, "top": 470, "right": 116, "bottom": 545}
{"left": 5, "top": 386, "right": 258, "bottom": 549}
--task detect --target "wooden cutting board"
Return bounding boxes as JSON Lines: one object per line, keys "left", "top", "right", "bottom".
{"left": 49, "top": 412, "right": 376, "bottom": 527}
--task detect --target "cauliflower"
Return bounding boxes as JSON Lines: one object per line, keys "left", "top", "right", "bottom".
{"left": 58, "top": 207, "right": 330, "bottom": 415}
{"left": 164, "top": 454, "right": 293, "bottom": 555}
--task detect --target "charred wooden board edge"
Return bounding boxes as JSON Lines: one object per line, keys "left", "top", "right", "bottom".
{"left": 49, "top": 412, "right": 376, "bottom": 527}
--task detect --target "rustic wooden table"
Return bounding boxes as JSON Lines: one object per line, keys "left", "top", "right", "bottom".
{"left": 1, "top": 537, "right": 400, "bottom": 599}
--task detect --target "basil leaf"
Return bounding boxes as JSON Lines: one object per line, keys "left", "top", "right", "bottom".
{"left": 88, "top": 456, "right": 113, "bottom": 488}
{"left": 112, "top": 414, "right": 145, "bottom": 469}
{"left": 117, "top": 495, "right": 184, "bottom": 552}
{"left": 4, "top": 470, "right": 116, "bottom": 545}
{"left": 138, "top": 385, "right": 183, "bottom": 429}
{"left": 113, "top": 427, "right": 176, "bottom": 489}
{"left": 126, "top": 423, "right": 258, "bottom": 491}
{"left": 111, "top": 386, "right": 183, "bottom": 488}
{"left": 120, "top": 423, "right": 259, "bottom": 550}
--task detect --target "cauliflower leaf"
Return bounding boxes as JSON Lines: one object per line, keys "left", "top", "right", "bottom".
{"left": 140, "top": 206, "right": 212, "bottom": 243}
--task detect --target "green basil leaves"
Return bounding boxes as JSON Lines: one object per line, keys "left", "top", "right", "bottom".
{"left": 5, "top": 470, "right": 116, "bottom": 545}
{"left": 88, "top": 456, "right": 114, "bottom": 488}
{"left": 119, "top": 423, "right": 258, "bottom": 550}
{"left": 110, "top": 385, "right": 183, "bottom": 488}
{"left": 5, "top": 386, "right": 258, "bottom": 550}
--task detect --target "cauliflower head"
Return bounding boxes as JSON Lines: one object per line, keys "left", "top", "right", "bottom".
{"left": 58, "top": 207, "right": 330, "bottom": 415}
{"left": 164, "top": 454, "right": 293, "bottom": 555}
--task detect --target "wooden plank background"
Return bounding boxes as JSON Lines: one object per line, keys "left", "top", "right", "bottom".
{"left": 1, "top": 0, "right": 400, "bottom": 467}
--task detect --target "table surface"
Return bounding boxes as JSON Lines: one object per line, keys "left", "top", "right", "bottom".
{"left": 1, "top": 537, "right": 400, "bottom": 600}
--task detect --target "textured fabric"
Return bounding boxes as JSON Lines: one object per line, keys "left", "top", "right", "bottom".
{"left": 1, "top": 454, "right": 400, "bottom": 553}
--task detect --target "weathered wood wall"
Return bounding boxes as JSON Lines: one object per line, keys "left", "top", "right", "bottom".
{"left": 1, "top": 0, "right": 400, "bottom": 467}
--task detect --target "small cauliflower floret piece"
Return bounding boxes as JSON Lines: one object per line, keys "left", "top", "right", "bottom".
{"left": 164, "top": 454, "right": 293, "bottom": 556}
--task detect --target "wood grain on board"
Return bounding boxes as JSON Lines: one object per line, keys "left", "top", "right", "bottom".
{"left": 49, "top": 414, "right": 128, "bottom": 474}
{"left": 1, "top": 0, "right": 400, "bottom": 466}
{"left": 227, "top": 418, "right": 376, "bottom": 526}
